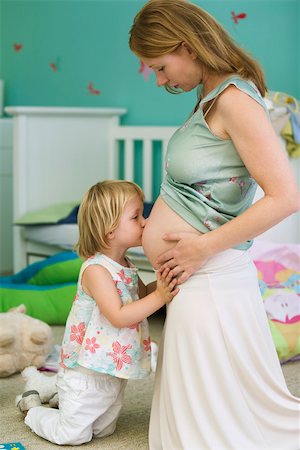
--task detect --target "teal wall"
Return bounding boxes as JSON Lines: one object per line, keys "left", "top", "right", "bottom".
{"left": 1, "top": 0, "right": 299, "bottom": 126}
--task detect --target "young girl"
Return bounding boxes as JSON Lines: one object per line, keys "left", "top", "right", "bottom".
{"left": 18, "top": 180, "right": 178, "bottom": 446}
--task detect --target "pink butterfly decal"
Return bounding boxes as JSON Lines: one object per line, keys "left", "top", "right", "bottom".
{"left": 49, "top": 57, "right": 60, "bottom": 72}
{"left": 231, "top": 11, "right": 247, "bottom": 24}
{"left": 138, "top": 61, "right": 152, "bottom": 81}
{"left": 13, "top": 43, "right": 23, "bottom": 52}
{"left": 88, "top": 81, "right": 101, "bottom": 95}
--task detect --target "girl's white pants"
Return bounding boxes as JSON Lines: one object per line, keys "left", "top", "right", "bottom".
{"left": 25, "top": 366, "right": 127, "bottom": 445}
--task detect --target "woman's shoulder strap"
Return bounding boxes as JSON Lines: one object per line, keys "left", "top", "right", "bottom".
{"left": 202, "top": 76, "right": 267, "bottom": 112}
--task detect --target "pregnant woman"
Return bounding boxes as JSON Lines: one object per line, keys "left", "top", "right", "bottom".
{"left": 130, "top": 1, "right": 300, "bottom": 449}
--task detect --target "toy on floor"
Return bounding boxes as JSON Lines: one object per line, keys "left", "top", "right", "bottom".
{"left": 16, "top": 366, "right": 58, "bottom": 410}
{"left": 0, "top": 305, "right": 54, "bottom": 377}
{"left": 0, "top": 443, "right": 26, "bottom": 450}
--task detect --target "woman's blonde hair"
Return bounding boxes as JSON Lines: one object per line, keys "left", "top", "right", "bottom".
{"left": 75, "top": 180, "right": 144, "bottom": 259}
{"left": 129, "top": 0, "right": 266, "bottom": 96}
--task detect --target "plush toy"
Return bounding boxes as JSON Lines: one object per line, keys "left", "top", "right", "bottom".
{"left": 16, "top": 366, "right": 58, "bottom": 408}
{"left": 0, "top": 304, "right": 54, "bottom": 377}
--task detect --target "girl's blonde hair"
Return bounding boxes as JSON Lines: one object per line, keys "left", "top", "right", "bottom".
{"left": 75, "top": 180, "right": 144, "bottom": 259}
{"left": 129, "top": 0, "right": 266, "bottom": 96}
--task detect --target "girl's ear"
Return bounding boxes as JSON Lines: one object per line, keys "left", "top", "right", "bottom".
{"left": 181, "top": 42, "right": 197, "bottom": 60}
{"left": 107, "top": 230, "right": 115, "bottom": 240}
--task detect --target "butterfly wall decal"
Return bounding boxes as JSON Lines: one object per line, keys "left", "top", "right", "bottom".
{"left": 231, "top": 11, "right": 247, "bottom": 24}
{"left": 87, "top": 81, "right": 101, "bottom": 95}
{"left": 13, "top": 43, "right": 23, "bottom": 52}
{"left": 138, "top": 61, "right": 152, "bottom": 81}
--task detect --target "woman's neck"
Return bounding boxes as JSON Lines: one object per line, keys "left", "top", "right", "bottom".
{"left": 201, "top": 72, "right": 235, "bottom": 98}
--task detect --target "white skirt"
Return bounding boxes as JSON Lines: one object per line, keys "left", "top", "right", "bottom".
{"left": 149, "top": 249, "right": 300, "bottom": 450}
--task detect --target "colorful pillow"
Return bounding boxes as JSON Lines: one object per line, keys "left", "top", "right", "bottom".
{"left": 0, "top": 252, "right": 82, "bottom": 325}
{"left": 262, "top": 288, "right": 300, "bottom": 362}
{"left": 252, "top": 240, "right": 300, "bottom": 363}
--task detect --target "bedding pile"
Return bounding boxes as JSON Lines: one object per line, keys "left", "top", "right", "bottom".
{"left": 265, "top": 91, "right": 300, "bottom": 158}
{"left": 251, "top": 240, "right": 300, "bottom": 363}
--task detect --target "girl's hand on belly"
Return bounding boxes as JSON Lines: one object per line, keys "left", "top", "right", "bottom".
{"left": 155, "top": 232, "right": 211, "bottom": 284}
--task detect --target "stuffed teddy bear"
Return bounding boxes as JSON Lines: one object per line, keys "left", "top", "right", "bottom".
{"left": 16, "top": 365, "right": 59, "bottom": 408}
{"left": 0, "top": 304, "right": 54, "bottom": 377}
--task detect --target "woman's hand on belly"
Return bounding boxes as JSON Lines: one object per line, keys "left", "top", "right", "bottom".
{"left": 142, "top": 196, "right": 201, "bottom": 269}
{"left": 155, "top": 232, "right": 212, "bottom": 284}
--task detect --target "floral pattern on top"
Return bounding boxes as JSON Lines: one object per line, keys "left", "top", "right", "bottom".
{"left": 60, "top": 253, "right": 151, "bottom": 379}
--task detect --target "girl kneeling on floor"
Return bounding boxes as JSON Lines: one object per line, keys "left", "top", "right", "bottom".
{"left": 18, "top": 180, "right": 178, "bottom": 446}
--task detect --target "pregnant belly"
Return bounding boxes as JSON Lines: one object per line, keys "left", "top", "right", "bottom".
{"left": 142, "top": 196, "right": 202, "bottom": 269}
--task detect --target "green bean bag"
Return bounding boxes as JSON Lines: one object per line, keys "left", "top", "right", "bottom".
{"left": 0, "top": 252, "right": 82, "bottom": 325}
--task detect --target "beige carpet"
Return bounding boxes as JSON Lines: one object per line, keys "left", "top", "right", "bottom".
{"left": 0, "top": 311, "right": 299, "bottom": 450}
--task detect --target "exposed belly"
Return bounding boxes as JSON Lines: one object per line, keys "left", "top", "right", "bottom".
{"left": 142, "top": 196, "right": 202, "bottom": 269}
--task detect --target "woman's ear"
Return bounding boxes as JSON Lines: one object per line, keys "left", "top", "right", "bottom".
{"left": 181, "top": 42, "right": 197, "bottom": 60}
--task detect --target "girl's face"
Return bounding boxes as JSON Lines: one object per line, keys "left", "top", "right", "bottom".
{"left": 142, "top": 44, "right": 203, "bottom": 92}
{"left": 112, "top": 195, "right": 146, "bottom": 249}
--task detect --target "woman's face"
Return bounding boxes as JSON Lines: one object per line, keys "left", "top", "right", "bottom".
{"left": 142, "top": 44, "right": 203, "bottom": 92}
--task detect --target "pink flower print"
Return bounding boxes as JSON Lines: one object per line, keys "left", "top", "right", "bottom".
{"left": 73, "top": 293, "right": 79, "bottom": 303}
{"left": 70, "top": 322, "right": 86, "bottom": 345}
{"left": 59, "top": 348, "right": 70, "bottom": 368}
{"left": 237, "top": 180, "right": 245, "bottom": 194}
{"left": 85, "top": 337, "right": 100, "bottom": 354}
{"left": 107, "top": 341, "right": 132, "bottom": 371}
{"left": 204, "top": 219, "right": 214, "bottom": 231}
{"left": 113, "top": 280, "right": 122, "bottom": 296}
{"left": 143, "top": 336, "right": 151, "bottom": 352}
{"left": 129, "top": 323, "right": 140, "bottom": 332}
{"left": 193, "top": 181, "right": 207, "bottom": 195}
{"left": 229, "top": 176, "right": 245, "bottom": 194}
{"left": 119, "top": 269, "right": 132, "bottom": 285}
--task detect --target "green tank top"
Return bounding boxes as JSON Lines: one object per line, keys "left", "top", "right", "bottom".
{"left": 161, "top": 76, "right": 268, "bottom": 250}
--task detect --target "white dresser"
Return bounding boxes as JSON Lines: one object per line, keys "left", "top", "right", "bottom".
{"left": 0, "top": 118, "right": 13, "bottom": 274}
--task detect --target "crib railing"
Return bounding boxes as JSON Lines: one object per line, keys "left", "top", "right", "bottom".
{"left": 111, "top": 126, "right": 177, "bottom": 201}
